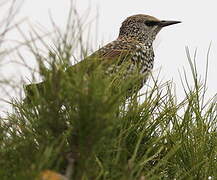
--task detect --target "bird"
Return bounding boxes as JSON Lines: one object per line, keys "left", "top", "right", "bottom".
{"left": 24, "top": 14, "right": 181, "bottom": 103}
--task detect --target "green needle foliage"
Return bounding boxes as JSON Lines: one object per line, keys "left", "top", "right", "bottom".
{"left": 0, "top": 3, "right": 217, "bottom": 180}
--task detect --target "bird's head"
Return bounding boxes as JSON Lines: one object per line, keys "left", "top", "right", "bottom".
{"left": 118, "top": 14, "right": 181, "bottom": 44}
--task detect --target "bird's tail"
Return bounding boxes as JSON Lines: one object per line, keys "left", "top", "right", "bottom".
{"left": 23, "top": 81, "right": 46, "bottom": 104}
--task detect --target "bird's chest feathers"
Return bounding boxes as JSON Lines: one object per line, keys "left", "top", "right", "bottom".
{"left": 129, "top": 45, "right": 155, "bottom": 74}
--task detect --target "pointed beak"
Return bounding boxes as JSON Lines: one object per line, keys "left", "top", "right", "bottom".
{"left": 159, "top": 20, "right": 181, "bottom": 27}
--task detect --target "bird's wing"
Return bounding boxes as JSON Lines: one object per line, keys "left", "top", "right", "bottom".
{"left": 94, "top": 39, "right": 136, "bottom": 60}
{"left": 24, "top": 40, "right": 137, "bottom": 103}
{"left": 98, "top": 48, "right": 130, "bottom": 60}
{"left": 67, "top": 39, "right": 137, "bottom": 73}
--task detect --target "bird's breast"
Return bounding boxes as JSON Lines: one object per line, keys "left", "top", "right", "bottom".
{"left": 131, "top": 47, "right": 154, "bottom": 74}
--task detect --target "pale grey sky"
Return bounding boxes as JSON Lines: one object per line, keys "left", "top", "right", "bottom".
{"left": 1, "top": 0, "right": 217, "bottom": 114}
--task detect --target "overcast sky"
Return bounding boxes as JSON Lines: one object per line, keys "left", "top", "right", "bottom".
{"left": 1, "top": 0, "right": 217, "bottom": 114}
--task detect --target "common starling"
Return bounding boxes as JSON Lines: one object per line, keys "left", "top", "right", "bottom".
{"left": 24, "top": 14, "right": 181, "bottom": 102}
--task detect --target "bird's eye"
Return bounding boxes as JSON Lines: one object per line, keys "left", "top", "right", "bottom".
{"left": 145, "top": 21, "right": 159, "bottom": 26}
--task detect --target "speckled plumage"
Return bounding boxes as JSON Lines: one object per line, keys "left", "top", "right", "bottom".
{"left": 96, "top": 37, "right": 155, "bottom": 87}
{"left": 24, "top": 14, "right": 180, "bottom": 102}
{"left": 89, "top": 14, "right": 181, "bottom": 89}
{"left": 88, "top": 14, "right": 162, "bottom": 88}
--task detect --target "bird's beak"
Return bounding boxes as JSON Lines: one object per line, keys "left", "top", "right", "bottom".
{"left": 159, "top": 20, "right": 181, "bottom": 27}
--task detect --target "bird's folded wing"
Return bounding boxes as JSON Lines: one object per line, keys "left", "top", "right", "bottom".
{"left": 95, "top": 40, "right": 136, "bottom": 60}
{"left": 66, "top": 42, "right": 135, "bottom": 73}
{"left": 24, "top": 40, "right": 136, "bottom": 103}
{"left": 98, "top": 49, "right": 131, "bottom": 60}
